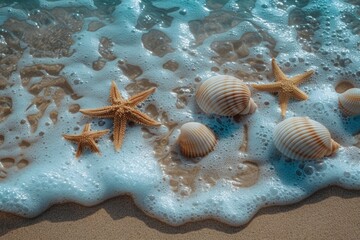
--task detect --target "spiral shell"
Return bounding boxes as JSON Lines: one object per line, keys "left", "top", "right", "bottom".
{"left": 196, "top": 75, "right": 257, "bottom": 116}
{"left": 178, "top": 122, "right": 217, "bottom": 158}
{"left": 273, "top": 117, "right": 340, "bottom": 161}
{"left": 338, "top": 88, "right": 360, "bottom": 116}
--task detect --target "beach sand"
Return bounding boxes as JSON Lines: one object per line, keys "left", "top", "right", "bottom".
{"left": 1, "top": 186, "right": 360, "bottom": 240}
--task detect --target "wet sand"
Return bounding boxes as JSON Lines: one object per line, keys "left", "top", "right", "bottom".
{"left": 1, "top": 186, "right": 360, "bottom": 240}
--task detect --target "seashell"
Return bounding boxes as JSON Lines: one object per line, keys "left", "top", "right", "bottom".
{"left": 273, "top": 117, "right": 340, "bottom": 161}
{"left": 196, "top": 75, "right": 257, "bottom": 116}
{"left": 178, "top": 122, "right": 217, "bottom": 158}
{"left": 338, "top": 88, "right": 360, "bottom": 116}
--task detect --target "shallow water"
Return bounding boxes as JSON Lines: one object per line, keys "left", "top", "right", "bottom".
{"left": 0, "top": 0, "right": 359, "bottom": 226}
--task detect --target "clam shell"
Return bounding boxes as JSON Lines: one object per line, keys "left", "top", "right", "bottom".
{"left": 273, "top": 117, "right": 340, "bottom": 160}
{"left": 178, "top": 122, "right": 217, "bottom": 158}
{"left": 338, "top": 88, "right": 360, "bottom": 116}
{"left": 196, "top": 75, "right": 257, "bottom": 116}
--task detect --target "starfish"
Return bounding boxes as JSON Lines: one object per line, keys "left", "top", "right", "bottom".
{"left": 252, "top": 58, "right": 314, "bottom": 117}
{"left": 63, "top": 123, "right": 109, "bottom": 158}
{"left": 80, "top": 81, "right": 161, "bottom": 151}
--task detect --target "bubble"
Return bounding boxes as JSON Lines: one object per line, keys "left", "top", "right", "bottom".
{"left": 179, "top": 9, "right": 187, "bottom": 15}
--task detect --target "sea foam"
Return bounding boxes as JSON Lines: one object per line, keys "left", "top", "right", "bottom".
{"left": 0, "top": 0, "right": 359, "bottom": 226}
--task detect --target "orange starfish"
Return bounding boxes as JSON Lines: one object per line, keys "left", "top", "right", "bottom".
{"left": 80, "top": 81, "right": 161, "bottom": 151}
{"left": 252, "top": 58, "right": 314, "bottom": 117}
{"left": 63, "top": 123, "right": 109, "bottom": 158}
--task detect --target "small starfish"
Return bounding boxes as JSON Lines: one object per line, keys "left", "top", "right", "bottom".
{"left": 80, "top": 81, "right": 161, "bottom": 151}
{"left": 252, "top": 58, "right": 314, "bottom": 117}
{"left": 63, "top": 123, "right": 109, "bottom": 158}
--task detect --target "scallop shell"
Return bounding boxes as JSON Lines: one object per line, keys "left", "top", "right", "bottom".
{"left": 273, "top": 117, "right": 340, "bottom": 161}
{"left": 196, "top": 75, "right": 257, "bottom": 116}
{"left": 338, "top": 88, "right": 360, "bottom": 116}
{"left": 178, "top": 122, "right": 217, "bottom": 158}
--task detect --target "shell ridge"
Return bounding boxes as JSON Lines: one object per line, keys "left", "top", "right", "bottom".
{"left": 178, "top": 122, "right": 217, "bottom": 158}
{"left": 193, "top": 128, "right": 210, "bottom": 155}
{"left": 338, "top": 88, "right": 360, "bottom": 116}
{"left": 196, "top": 75, "right": 255, "bottom": 116}
{"left": 286, "top": 120, "right": 328, "bottom": 159}
{"left": 283, "top": 127, "right": 320, "bottom": 159}
{"left": 308, "top": 120, "right": 332, "bottom": 149}
{"left": 273, "top": 117, "right": 339, "bottom": 160}
{"left": 296, "top": 134, "right": 327, "bottom": 159}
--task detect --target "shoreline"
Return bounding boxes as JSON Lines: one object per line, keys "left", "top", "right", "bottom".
{"left": 1, "top": 186, "right": 360, "bottom": 239}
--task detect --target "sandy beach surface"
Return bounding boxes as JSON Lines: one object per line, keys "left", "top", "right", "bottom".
{"left": 1, "top": 186, "right": 360, "bottom": 240}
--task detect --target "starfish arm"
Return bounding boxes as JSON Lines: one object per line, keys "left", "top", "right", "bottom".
{"left": 278, "top": 93, "right": 290, "bottom": 118}
{"left": 290, "top": 70, "right": 314, "bottom": 85}
{"left": 251, "top": 82, "right": 282, "bottom": 92}
{"left": 88, "top": 129, "right": 110, "bottom": 138}
{"left": 113, "top": 114, "right": 127, "bottom": 151}
{"left": 82, "top": 123, "right": 91, "bottom": 133}
{"left": 110, "top": 81, "right": 124, "bottom": 103}
{"left": 128, "top": 87, "right": 156, "bottom": 107}
{"left": 75, "top": 143, "right": 84, "bottom": 158}
{"left": 63, "top": 134, "right": 81, "bottom": 141}
{"left": 87, "top": 139, "right": 101, "bottom": 155}
{"left": 80, "top": 106, "right": 114, "bottom": 118}
{"left": 292, "top": 86, "right": 308, "bottom": 101}
{"left": 128, "top": 108, "right": 161, "bottom": 126}
{"left": 272, "top": 58, "right": 287, "bottom": 81}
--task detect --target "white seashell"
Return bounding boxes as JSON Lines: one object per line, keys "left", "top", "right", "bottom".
{"left": 273, "top": 117, "right": 340, "bottom": 161}
{"left": 196, "top": 75, "right": 257, "bottom": 116}
{"left": 338, "top": 88, "right": 360, "bottom": 116}
{"left": 178, "top": 122, "right": 217, "bottom": 158}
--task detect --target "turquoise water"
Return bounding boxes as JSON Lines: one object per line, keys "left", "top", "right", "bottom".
{"left": 0, "top": 0, "right": 359, "bottom": 226}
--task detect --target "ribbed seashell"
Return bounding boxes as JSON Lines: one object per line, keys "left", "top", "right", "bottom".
{"left": 273, "top": 117, "right": 340, "bottom": 161}
{"left": 338, "top": 88, "right": 360, "bottom": 116}
{"left": 178, "top": 122, "right": 217, "bottom": 158}
{"left": 196, "top": 75, "right": 257, "bottom": 116}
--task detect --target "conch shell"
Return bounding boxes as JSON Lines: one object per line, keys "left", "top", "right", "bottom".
{"left": 273, "top": 117, "right": 340, "bottom": 160}
{"left": 196, "top": 75, "right": 257, "bottom": 116}
{"left": 178, "top": 122, "right": 217, "bottom": 158}
{"left": 338, "top": 88, "right": 360, "bottom": 116}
